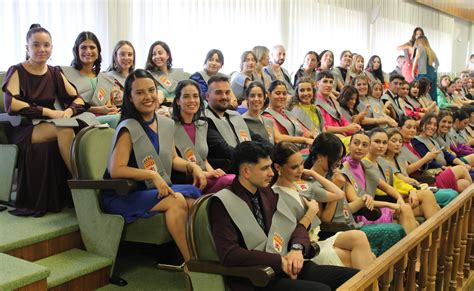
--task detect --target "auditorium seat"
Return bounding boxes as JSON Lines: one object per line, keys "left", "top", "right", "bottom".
{"left": 68, "top": 125, "right": 172, "bottom": 283}
{"left": 186, "top": 194, "right": 275, "bottom": 290}
{"left": 0, "top": 72, "right": 19, "bottom": 205}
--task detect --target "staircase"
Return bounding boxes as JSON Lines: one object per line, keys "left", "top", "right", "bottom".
{"left": 0, "top": 207, "right": 112, "bottom": 290}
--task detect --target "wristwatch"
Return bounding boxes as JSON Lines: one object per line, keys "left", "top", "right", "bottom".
{"left": 290, "top": 243, "right": 304, "bottom": 252}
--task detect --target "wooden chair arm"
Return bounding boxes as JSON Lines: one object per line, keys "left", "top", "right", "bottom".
{"left": 68, "top": 179, "right": 136, "bottom": 196}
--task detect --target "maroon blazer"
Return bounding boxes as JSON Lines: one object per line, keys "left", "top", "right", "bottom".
{"left": 209, "top": 178, "right": 311, "bottom": 291}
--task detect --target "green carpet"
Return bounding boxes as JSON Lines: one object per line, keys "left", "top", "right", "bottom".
{"left": 98, "top": 243, "right": 187, "bottom": 291}
{"left": 0, "top": 253, "right": 49, "bottom": 290}
{"left": 0, "top": 207, "right": 78, "bottom": 252}
{"left": 35, "top": 248, "right": 112, "bottom": 288}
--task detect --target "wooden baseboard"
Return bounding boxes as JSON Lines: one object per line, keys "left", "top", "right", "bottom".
{"left": 17, "top": 278, "right": 47, "bottom": 291}
{"left": 48, "top": 266, "right": 110, "bottom": 291}
{"left": 6, "top": 231, "right": 84, "bottom": 261}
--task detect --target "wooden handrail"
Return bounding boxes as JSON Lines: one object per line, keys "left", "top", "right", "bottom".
{"left": 337, "top": 185, "right": 474, "bottom": 290}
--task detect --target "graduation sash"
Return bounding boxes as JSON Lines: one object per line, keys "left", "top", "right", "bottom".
{"left": 264, "top": 108, "right": 304, "bottom": 137}
{"left": 61, "top": 66, "right": 115, "bottom": 106}
{"left": 243, "top": 115, "right": 275, "bottom": 145}
{"left": 291, "top": 105, "right": 324, "bottom": 134}
{"left": 315, "top": 95, "right": 344, "bottom": 123}
{"left": 263, "top": 65, "right": 294, "bottom": 95}
{"left": 206, "top": 108, "right": 251, "bottom": 147}
{"left": 340, "top": 160, "right": 380, "bottom": 198}
{"left": 174, "top": 120, "right": 208, "bottom": 170}
{"left": 212, "top": 189, "right": 296, "bottom": 256}
{"left": 109, "top": 116, "right": 175, "bottom": 188}
{"left": 272, "top": 186, "right": 321, "bottom": 232}
{"left": 414, "top": 135, "right": 446, "bottom": 165}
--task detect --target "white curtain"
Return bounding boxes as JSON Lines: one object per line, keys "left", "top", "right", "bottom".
{"left": 0, "top": 0, "right": 466, "bottom": 75}
{"left": 129, "top": 0, "right": 283, "bottom": 74}
{"left": 287, "top": 0, "right": 370, "bottom": 72}
{"left": 0, "top": 0, "right": 112, "bottom": 70}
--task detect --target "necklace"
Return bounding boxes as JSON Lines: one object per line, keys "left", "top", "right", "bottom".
{"left": 144, "top": 114, "right": 156, "bottom": 126}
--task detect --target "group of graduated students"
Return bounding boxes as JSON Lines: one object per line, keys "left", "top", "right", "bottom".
{"left": 3, "top": 23, "right": 474, "bottom": 291}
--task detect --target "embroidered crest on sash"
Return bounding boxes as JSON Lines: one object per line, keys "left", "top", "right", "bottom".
{"left": 184, "top": 147, "right": 197, "bottom": 164}
{"left": 110, "top": 84, "right": 123, "bottom": 106}
{"left": 143, "top": 155, "right": 158, "bottom": 172}
{"left": 98, "top": 86, "right": 106, "bottom": 102}
{"left": 374, "top": 106, "right": 379, "bottom": 113}
{"left": 385, "top": 168, "right": 391, "bottom": 181}
{"left": 343, "top": 205, "right": 350, "bottom": 220}
{"left": 295, "top": 180, "right": 309, "bottom": 191}
{"left": 159, "top": 76, "right": 172, "bottom": 88}
{"left": 272, "top": 232, "right": 284, "bottom": 253}
{"left": 265, "top": 125, "right": 274, "bottom": 140}
{"left": 240, "top": 130, "right": 250, "bottom": 141}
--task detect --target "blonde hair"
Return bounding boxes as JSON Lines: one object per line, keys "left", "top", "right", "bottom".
{"left": 415, "top": 36, "right": 437, "bottom": 66}
{"left": 350, "top": 53, "right": 364, "bottom": 74}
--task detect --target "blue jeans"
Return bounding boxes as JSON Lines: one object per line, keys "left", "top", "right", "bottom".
{"left": 417, "top": 65, "right": 437, "bottom": 102}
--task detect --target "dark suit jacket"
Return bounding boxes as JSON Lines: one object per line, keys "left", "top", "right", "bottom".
{"left": 209, "top": 178, "right": 311, "bottom": 291}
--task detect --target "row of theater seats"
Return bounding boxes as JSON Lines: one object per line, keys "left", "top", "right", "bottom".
{"left": 69, "top": 125, "right": 274, "bottom": 288}
{"left": 0, "top": 70, "right": 271, "bottom": 288}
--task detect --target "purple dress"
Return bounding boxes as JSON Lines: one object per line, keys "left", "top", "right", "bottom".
{"left": 2, "top": 64, "right": 86, "bottom": 215}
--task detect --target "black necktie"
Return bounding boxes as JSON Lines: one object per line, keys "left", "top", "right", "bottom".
{"left": 250, "top": 195, "right": 265, "bottom": 231}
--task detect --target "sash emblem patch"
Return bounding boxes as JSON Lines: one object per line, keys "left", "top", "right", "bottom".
{"left": 239, "top": 130, "right": 250, "bottom": 141}
{"left": 159, "top": 76, "right": 172, "bottom": 88}
{"left": 143, "top": 155, "right": 157, "bottom": 172}
{"left": 295, "top": 180, "right": 309, "bottom": 192}
{"left": 184, "top": 147, "right": 197, "bottom": 164}
{"left": 98, "top": 86, "right": 106, "bottom": 102}
{"left": 272, "top": 232, "right": 284, "bottom": 253}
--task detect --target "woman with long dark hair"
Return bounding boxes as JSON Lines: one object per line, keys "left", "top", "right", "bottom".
{"left": 171, "top": 79, "right": 234, "bottom": 193}
{"left": 145, "top": 40, "right": 186, "bottom": 103}
{"left": 102, "top": 69, "right": 206, "bottom": 262}
{"left": 397, "top": 27, "right": 425, "bottom": 83}
{"left": 272, "top": 142, "right": 376, "bottom": 268}
{"left": 304, "top": 133, "right": 406, "bottom": 256}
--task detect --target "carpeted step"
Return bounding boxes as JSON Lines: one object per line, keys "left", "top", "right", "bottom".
{"left": 0, "top": 253, "right": 50, "bottom": 290}
{"left": 0, "top": 208, "right": 79, "bottom": 254}
{"left": 34, "top": 248, "right": 112, "bottom": 289}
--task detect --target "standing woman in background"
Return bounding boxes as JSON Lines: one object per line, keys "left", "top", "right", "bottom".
{"left": 189, "top": 49, "right": 225, "bottom": 96}
{"left": 412, "top": 36, "right": 439, "bottom": 100}
{"left": 412, "top": 36, "right": 439, "bottom": 101}
{"left": 145, "top": 40, "right": 185, "bottom": 103}
{"left": 397, "top": 27, "right": 425, "bottom": 83}
{"left": 3, "top": 25, "right": 88, "bottom": 216}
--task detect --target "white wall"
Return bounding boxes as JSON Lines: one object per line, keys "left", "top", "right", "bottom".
{"left": 451, "top": 18, "right": 471, "bottom": 73}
